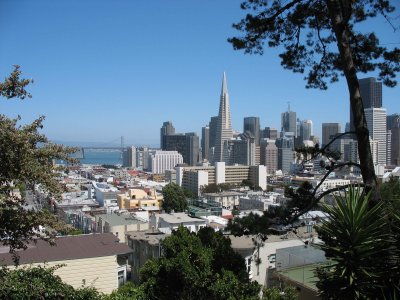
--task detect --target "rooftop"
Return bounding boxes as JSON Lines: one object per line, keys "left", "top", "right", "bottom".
{"left": 158, "top": 212, "right": 205, "bottom": 224}
{"left": 0, "top": 233, "right": 132, "bottom": 266}
{"left": 127, "top": 230, "right": 168, "bottom": 246}
{"left": 97, "top": 213, "right": 146, "bottom": 226}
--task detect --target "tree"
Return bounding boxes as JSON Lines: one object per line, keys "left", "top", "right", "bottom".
{"left": 0, "top": 66, "right": 77, "bottom": 262}
{"left": 161, "top": 182, "right": 188, "bottom": 213}
{"left": 315, "top": 187, "right": 399, "bottom": 298}
{"left": 0, "top": 265, "right": 102, "bottom": 300}
{"left": 262, "top": 286, "right": 298, "bottom": 300}
{"left": 229, "top": 0, "right": 399, "bottom": 200}
{"left": 139, "top": 226, "right": 261, "bottom": 300}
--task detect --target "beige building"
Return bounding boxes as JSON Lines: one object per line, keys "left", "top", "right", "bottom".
{"left": 117, "top": 188, "right": 163, "bottom": 210}
{"left": 203, "top": 191, "right": 243, "bottom": 210}
{"left": 0, "top": 234, "right": 132, "bottom": 294}
{"left": 95, "top": 213, "right": 149, "bottom": 243}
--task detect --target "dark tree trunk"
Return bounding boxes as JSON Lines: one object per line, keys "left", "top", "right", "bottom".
{"left": 325, "top": 0, "right": 379, "bottom": 199}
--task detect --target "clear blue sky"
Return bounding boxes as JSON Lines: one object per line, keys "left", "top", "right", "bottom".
{"left": 1, "top": 0, "right": 399, "bottom": 147}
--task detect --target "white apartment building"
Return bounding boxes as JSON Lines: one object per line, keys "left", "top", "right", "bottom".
{"left": 311, "top": 178, "right": 351, "bottom": 192}
{"left": 148, "top": 150, "right": 183, "bottom": 174}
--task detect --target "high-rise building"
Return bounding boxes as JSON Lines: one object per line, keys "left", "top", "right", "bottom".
{"left": 214, "top": 72, "right": 233, "bottom": 163}
{"left": 165, "top": 133, "right": 199, "bottom": 166}
{"left": 160, "top": 121, "right": 175, "bottom": 150}
{"left": 281, "top": 105, "right": 297, "bottom": 136}
{"left": 122, "top": 146, "right": 137, "bottom": 168}
{"left": 201, "top": 125, "right": 209, "bottom": 161}
{"left": 260, "top": 139, "right": 278, "bottom": 175}
{"left": 276, "top": 133, "right": 295, "bottom": 174}
{"left": 364, "top": 108, "right": 387, "bottom": 165}
{"left": 387, "top": 113, "right": 400, "bottom": 130}
{"left": 391, "top": 127, "right": 400, "bottom": 165}
{"left": 322, "top": 123, "right": 341, "bottom": 148}
{"left": 350, "top": 78, "right": 382, "bottom": 132}
{"left": 243, "top": 117, "right": 260, "bottom": 145}
{"left": 300, "top": 120, "right": 313, "bottom": 141}
{"left": 228, "top": 132, "right": 256, "bottom": 166}
{"left": 263, "top": 127, "right": 278, "bottom": 140}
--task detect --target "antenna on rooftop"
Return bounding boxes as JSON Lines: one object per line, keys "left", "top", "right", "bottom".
{"left": 287, "top": 101, "right": 291, "bottom": 112}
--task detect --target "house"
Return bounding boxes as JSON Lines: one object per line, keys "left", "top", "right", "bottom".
{"left": 0, "top": 233, "right": 132, "bottom": 294}
{"left": 149, "top": 212, "right": 207, "bottom": 234}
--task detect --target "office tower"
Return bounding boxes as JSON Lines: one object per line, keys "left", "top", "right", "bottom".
{"left": 214, "top": 72, "right": 233, "bottom": 163}
{"left": 243, "top": 117, "right": 261, "bottom": 145}
{"left": 209, "top": 116, "right": 218, "bottom": 148}
{"left": 122, "top": 146, "right": 137, "bottom": 168}
{"left": 350, "top": 78, "right": 382, "bottom": 132}
{"left": 201, "top": 125, "right": 209, "bottom": 161}
{"left": 322, "top": 123, "right": 341, "bottom": 148}
{"left": 160, "top": 121, "right": 175, "bottom": 150}
{"left": 229, "top": 132, "right": 256, "bottom": 166}
{"left": 276, "top": 133, "right": 295, "bottom": 174}
{"left": 165, "top": 133, "right": 199, "bottom": 166}
{"left": 387, "top": 113, "right": 400, "bottom": 130}
{"left": 391, "top": 127, "right": 400, "bottom": 165}
{"left": 300, "top": 120, "right": 313, "bottom": 141}
{"left": 260, "top": 139, "right": 278, "bottom": 175}
{"left": 185, "top": 132, "right": 200, "bottom": 166}
{"left": 364, "top": 108, "right": 387, "bottom": 165}
{"left": 281, "top": 105, "right": 297, "bottom": 136}
{"left": 263, "top": 127, "right": 278, "bottom": 140}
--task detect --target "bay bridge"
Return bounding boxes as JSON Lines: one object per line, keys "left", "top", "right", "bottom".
{"left": 71, "top": 137, "right": 125, "bottom": 160}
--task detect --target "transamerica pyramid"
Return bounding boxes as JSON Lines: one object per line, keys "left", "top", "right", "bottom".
{"left": 213, "top": 72, "right": 233, "bottom": 163}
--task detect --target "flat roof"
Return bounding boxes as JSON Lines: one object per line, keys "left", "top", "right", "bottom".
{"left": 278, "top": 264, "right": 319, "bottom": 290}
{"left": 0, "top": 233, "right": 132, "bottom": 266}
{"left": 127, "top": 230, "right": 168, "bottom": 246}
{"left": 97, "top": 213, "right": 146, "bottom": 226}
{"left": 158, "top": 212, "right": 205, "bottom": 224}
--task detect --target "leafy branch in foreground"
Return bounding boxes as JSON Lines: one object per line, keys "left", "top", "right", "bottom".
{"left": 0, "top": 66, "right": 77, "bottom": 263}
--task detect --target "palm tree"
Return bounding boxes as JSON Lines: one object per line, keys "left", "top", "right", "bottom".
{"left": 315, "top": 187, "right": 397, "bottom": 299}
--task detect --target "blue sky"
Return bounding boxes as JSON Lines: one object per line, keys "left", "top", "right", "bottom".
{"left": 1, "top": 0, "right": 399, "bottom": 147}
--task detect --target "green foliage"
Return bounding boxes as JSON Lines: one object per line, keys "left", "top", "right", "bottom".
{"left": 0, "top": 67, "right": 77, "bottom": 262}
{"left": 262, "top": 286, "right": 298, "bottom": 300}
{"left": 227, "top": 212, "right": 271, "bottom": 240}
{"left": 105, "top": 282, "right": 146, "bottom": 300}
{"left": 140, "top": 226, "right": 260, "bottom": 300}
{"left": 0, "top": 265, "right": 102, "bottom": 300}
{"left": 380, "top": 176, "right": 400, "bottom": 210}
{"left": 0, "top": 65, "right": 32, "bottom": 99}
{"left": 229, "top": 0, "right": 399, "bottom": 89}
{"left": 161, "top": 182, "right": 188, "bottom": 213}
{"left": 316, "top": 187, "right": 398, "bottom": 299}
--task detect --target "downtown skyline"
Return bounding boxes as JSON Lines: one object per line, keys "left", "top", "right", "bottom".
{"left": 0, "top": 0, "right": 399, "bottom": 147}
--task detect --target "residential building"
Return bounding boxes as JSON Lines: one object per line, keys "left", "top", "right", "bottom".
{"left": 95, "top": 213, "right": 149, "bottom": 243}
{"left": 148, "top": 150, "right": 183, "bottom": 174}
{"left": 127, "top": 230, "right": 168, "bottom": 283}
{"left": 203, "top": 191, "right": 243, "bottom": 210}
{"left": 149, "top": 212, "right": 207, "bottom": 234}
{"left": 0, "top": 233, "right": 132, "bottom": 294}
{"left": 117, "top": 188, "right": 162, "bottom": 210}
{"left": 122, "top": 146, "right": 137, "bottom": 168}
{"left": 214, "top": 72, "right": 233, "bottom": 163}
{"left": 92, "top": 181, "right": 119, "bottom": 212}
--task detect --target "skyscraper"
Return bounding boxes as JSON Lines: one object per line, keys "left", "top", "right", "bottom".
{"left": 165, "top": 133, "right": 199, "bottom": 166}
{"left": 300, "top": 120, "right": 313, "bottom": 141}
{"left": 263, "top": 127, "right": 278, "bottom": 140}
{"left": 201, "top": 125, "right": 209, "bottom": 161}
{"left": 160, "top": 121, "right": 175, "bottom": 150}
{"left": 214, "top": 72, "right": 233, "bottom": 163}
{"left": 350, "top": 77, "right": 382, "bottom": 132}
{"left": 281, "top": 104, "right": 297, "bottom": 136}
{"left": 364, "top": 108, "right": 387, "bottom": 165}
{"left": 243, "top": 117, "right": 261, "bottom": 145}
{"left": 322, "top": 123, "right": 341, "bottom": 148}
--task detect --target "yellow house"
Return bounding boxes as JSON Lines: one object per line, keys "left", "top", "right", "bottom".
{"left": 117, "top": 188, "right": 163, "bottom": 210}
{"left": 0, "top": 233, "right": 132, "bottom": 294}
